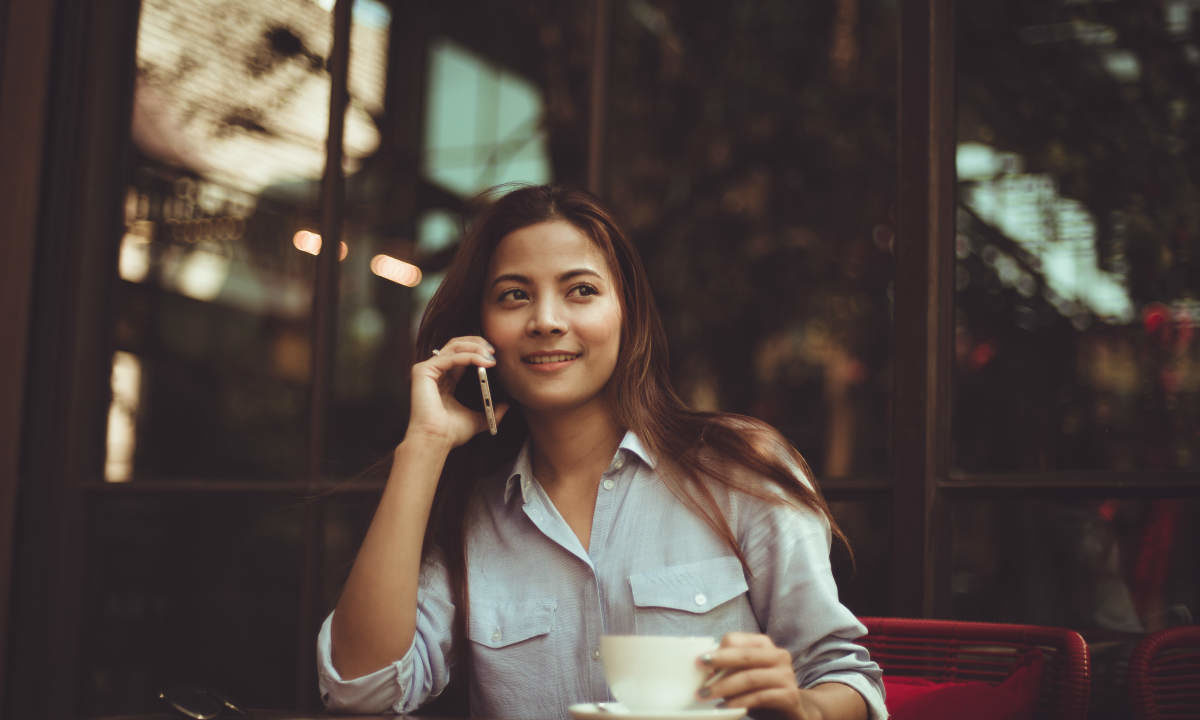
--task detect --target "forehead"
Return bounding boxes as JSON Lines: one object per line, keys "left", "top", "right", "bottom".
{"left": 487, "top": 220, "right": 613, "bottom": 279}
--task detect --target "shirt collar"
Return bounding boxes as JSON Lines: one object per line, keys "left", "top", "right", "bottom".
{"left": 502, "top": 429, "right": 657, "bottom": 505}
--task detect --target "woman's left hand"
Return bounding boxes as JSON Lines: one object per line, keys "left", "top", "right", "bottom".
{"left": 696, "top": 632, "right": 822, "bottom": 720}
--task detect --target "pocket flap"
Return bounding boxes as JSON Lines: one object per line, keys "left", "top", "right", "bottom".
{"left": 468, "top": 597, "right": 557, "bottom": 649}
{"left": 629, "top": 556, "right": 748, "bottom": 614}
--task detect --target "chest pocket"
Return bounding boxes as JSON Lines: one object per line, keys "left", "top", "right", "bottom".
{"left": 467, "top": 596, "right": 560, "bottom": 698}
{"left": 628, "top": 556, "right": 753, "bottom": 636}
{"left": 468, "top": 597, "right": 557, "bottom": 649}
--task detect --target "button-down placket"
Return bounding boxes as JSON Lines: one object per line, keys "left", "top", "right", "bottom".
{"left": 515, "top": 470, "right": 610, "bottom": 702}
{"left": 585, "top": 449, "right": 638, "bottom": 699}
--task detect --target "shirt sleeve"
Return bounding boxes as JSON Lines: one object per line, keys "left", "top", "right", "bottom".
{"left": 316, "top": 549, "right": 457, "bottom": 714}
{"left": 739, "top": 491, "right": 889, "bottom": 720}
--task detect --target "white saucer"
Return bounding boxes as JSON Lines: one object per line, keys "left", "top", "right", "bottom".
{"left": 568, "top": 703, "right": 747, "bottom": 720}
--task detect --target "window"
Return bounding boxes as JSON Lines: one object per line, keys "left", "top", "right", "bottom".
{"left": 945, "top": 7, "right": 1200, "bottom": 701}
{"left": 7, "top": 0, "right": 1197, "bottom": 717}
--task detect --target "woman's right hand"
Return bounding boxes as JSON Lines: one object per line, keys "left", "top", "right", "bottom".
{"left": 405, "top": 335, "right": 510, "bottom": 449}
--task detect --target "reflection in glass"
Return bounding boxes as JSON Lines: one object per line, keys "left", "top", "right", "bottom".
{"left": 104, "top": 351, "right": 143, "bottom": 482}
{"left": 828, "top": 498, "right": 891, "bottom": 617}
{"left": 605, "top": 0, "right": 897, "bottom": 479}
{"left": 320, "top": 494, "right": 377, "bottom": 611}
{"left": 423, "top": 38, "right": 552, "bottom": 195}
{"left": 955, "top": 0, "right": 1200, "bottom": 472}
{"left": 949, "top": 497, "right": 1198, "bottom": 717}
{"left": 953, "top": 497, "right": 1198, "bottom": 630}
{"left": 327, "top": 1, "right": 593, "bottom": 474}
{"left": 108, "top": 0, "right": 350, "bottom": 479}
{"left": 78, "top": 495, "right": 305, "bottom": 714}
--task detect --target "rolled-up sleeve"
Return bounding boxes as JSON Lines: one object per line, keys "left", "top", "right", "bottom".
{"left": 741, "top": 494, "right": 888, "bottom": 720}
{"left": 317, "top": 551, "right": 457, "bottom": 714}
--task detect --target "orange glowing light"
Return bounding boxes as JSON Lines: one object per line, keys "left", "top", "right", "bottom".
{"left": 370, "top": 254, "right": 422, "bottom": 287}
{"left": 293, "top": 230, "right": 321, "bottom": 255}
{"left": 292, "top": 230, "right": 349, "bottom": 260}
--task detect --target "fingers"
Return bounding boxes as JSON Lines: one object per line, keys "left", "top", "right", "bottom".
{"left": 431, "top": 335, "right": 493, "bottom": 357}
{"left": 700, "top": 635, "right": 789, "bottom": 671}
{"left": 698, "top": 664, "right": 795, "bottom": 701}
{"left": 417, "top": 338, "right": 497, "bottom": 383}
{"left": 719, "top": 631, "right": 774, "bottom": 649}
{"left": 696, "top": 633, "right": 800, "bottom": 713}
{"left": 426, "top": 337, "right": 495, "bottom": 366}
{"left": 717, "top": 687, "right": 802, "bottom": 714}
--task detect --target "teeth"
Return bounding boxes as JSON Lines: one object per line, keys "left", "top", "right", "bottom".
{"left": 526, "top": 353, "right": 578, "bottom": 364}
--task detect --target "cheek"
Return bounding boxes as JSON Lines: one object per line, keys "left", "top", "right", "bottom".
{"left": 581, "top": 304, "right": 623, "bottom": 355}
{"left": 481, "top": 312, "right": 519, "bottom": 349}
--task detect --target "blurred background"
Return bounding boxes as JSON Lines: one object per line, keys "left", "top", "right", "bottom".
{"left": 0, "top": 0, "right": 1196, "bottom": 718}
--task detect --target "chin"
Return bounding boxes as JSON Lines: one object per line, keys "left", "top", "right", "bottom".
{"left": 510, "top": 388, "right": 606, "bottom": 415}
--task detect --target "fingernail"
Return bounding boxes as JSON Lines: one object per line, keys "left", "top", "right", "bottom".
{"left": 486, "top": 354, "right": 496, "bottom": 362}
{"left": 700, "top": 652, "right": 713, "bottom": 665}
{"left": 697, "top": 687, "right": 710, "bottom": 699}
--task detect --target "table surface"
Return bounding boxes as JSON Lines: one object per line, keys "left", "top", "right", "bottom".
{"left": 93, "top": 715, "right": 449, "bottom": 720}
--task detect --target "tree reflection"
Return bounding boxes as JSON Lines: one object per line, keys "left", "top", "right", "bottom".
{"left": 604, "top": 0, "right": 897, "bottom": 479}
{"left": 955, "top": 0, "right": 1200, "bottom": 472}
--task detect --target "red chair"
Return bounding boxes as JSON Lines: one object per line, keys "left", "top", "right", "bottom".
{"left": 858, "top": 617, "right": 1091, "bottom": 720}
{"left": 1128, "top": 625, "right": 1200, "bottom": 720}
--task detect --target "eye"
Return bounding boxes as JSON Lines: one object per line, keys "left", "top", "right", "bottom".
{"left": 568, "top": 283, "right": 599, "bottom": 297}
{"left": 498, "top": 288, "right": 529, "bottom": 302}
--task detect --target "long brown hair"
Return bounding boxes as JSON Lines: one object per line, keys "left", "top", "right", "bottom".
{"left": 413, "top": 184, "right": 848, "bottom": 700}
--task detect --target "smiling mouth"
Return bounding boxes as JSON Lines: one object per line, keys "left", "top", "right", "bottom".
{"left": 523, "top": 352, "right": 581, "bottom": 365}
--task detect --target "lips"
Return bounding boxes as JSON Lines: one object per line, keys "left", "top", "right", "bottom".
{"left": 522, "top": 352, "right": 582, "bottom": 365}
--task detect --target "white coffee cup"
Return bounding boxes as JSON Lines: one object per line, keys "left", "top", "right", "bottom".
{"left": 599, "top": 635, "right": 717, "bottom": 712}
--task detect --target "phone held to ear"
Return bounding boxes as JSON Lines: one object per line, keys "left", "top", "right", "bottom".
{"left": 477, "top": 366, "right": 498, "bottom": 436}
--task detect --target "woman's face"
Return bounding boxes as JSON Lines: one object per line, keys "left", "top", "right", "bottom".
{"left": 481, "top": 220, "right": 623, "bottom": 416}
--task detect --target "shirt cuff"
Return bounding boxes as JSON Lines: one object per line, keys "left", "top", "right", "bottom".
{"left": 805, "top": 672, "right": 889, "bottom": 720}
{"left": 316, "top": 611, "right": 416, "bottom": 714}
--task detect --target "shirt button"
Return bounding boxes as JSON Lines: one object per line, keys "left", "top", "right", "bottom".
{"left": 491, "top": 629, "right": 502, "bottom": 643}
{"left": 612, "top": 455, "right": 625, "bottom": 471}
{"left": 694, "top": 593, "right": 707, "bottom": 606}
{"left": 592, "top": 649, "right": 601, "bottom": 660}
{"left": 602, "top": 479, "right": 615, "bottom": 491}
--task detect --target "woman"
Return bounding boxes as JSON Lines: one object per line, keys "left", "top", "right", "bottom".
{"left": 318, "top": 185, "right": 886, "bottom": 720}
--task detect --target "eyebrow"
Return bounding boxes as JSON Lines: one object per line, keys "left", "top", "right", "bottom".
{"left": 489, "top": 268, "right": 604, "bottom": 288}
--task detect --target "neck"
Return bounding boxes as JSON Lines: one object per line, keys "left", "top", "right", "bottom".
{"left": 524, "top": 401, "right": 625, "bottom": 491}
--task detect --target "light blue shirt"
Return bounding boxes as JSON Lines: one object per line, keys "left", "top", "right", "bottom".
{"left": 317, "top": 431, "right": 887, "bottom": 719}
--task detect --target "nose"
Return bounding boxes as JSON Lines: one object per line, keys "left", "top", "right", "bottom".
{"left": 527, "top": 299, "right": 567, "bottom": 336}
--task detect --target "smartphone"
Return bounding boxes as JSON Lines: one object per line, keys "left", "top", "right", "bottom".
{"left": 477, "top": 366, "right": 498, "bottom": 435}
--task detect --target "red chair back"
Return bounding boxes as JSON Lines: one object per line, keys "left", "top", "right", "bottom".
{"left": 858, "top": 617, "right": 1090, "bottom": 720}
{"left": 1128, "top": 625, "right": 1200, "bottom": 720}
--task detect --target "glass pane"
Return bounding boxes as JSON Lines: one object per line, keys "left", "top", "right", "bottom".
{"left": 320, "top": 492, "right": 378, "bottom": 613}
{"left": 78, "top": 494, "right": 305, "bottom": 715}
{"left": 829, "top": 498, "right": 891, "bottom": 616}
{"left": 107, "top": 0, "right": 337, "bottom": 480}
{"left": 952, "top": 497, "right": 1199, "bottom": 631}
{"left": 605, "top": 0, "right": 897, "bottom": 480}
{"left": 949, "top": 497, "right": 1199, "bottom": 719}
{"left": 955, "top": 1, "right": 1200, "bottom": 472}
{"left": 327, "top": 1, "right": 593, "bottom": 474}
